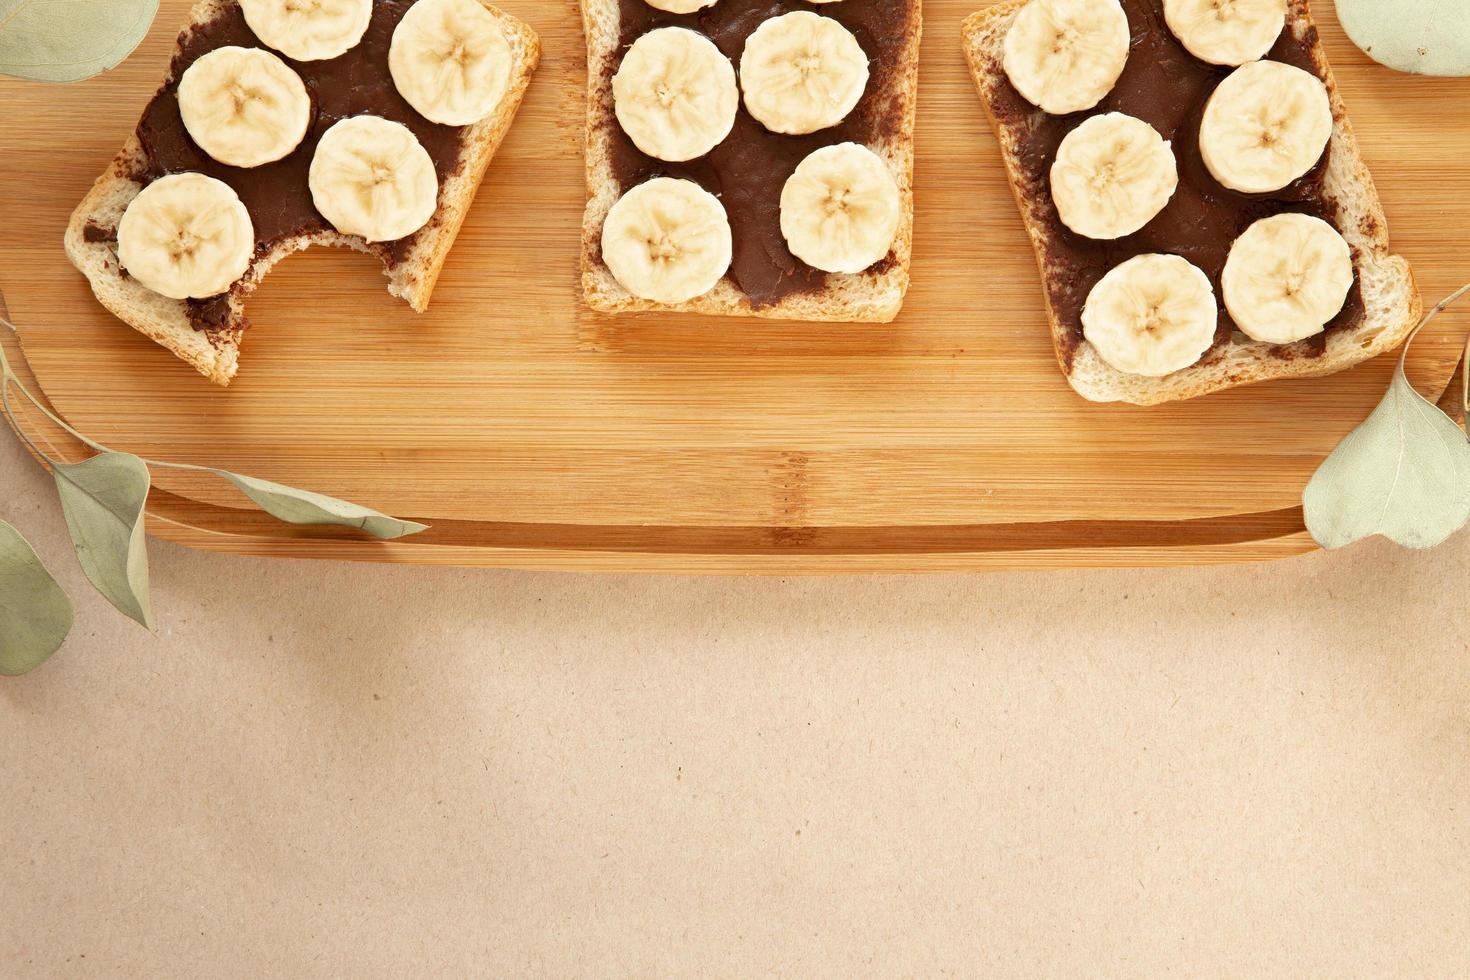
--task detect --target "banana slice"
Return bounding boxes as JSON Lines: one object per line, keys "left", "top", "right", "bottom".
{"left": 117, "top": 174, "right": 255, "bottom": 300}
{"left": 614, "top": 28, "right": 738, "bottom": 163}
{"left": 602, "top": 177, "right": 732, "bottom": 304}
{"left": 643, "top": 0, "right": 718, "bottom": 10}
{"left": 308, "top": 116, "right": 439, "bottom": 243}
{"left": 1003, "top": 0, "right": 1131, "bottom": 115}
{"left": 740, "top": 11, "right": 870, "bottom": 136}
{"left": 239, "top": 0, "right": 372, "bottom": 62}
{"left": 390, "top": 0, "right": 513, "bottom": 127}
{"left": 1199, "top": 60, "right": 1332, "bottom": 194}
{"left": 177, "top": 46, "right": 311, "bottom": 169}
{"left": 1081, "top": 254, "right": 1218, "bottom": 377}
{"left": 780, "top": 143, "right": 900, "bottom": 275}
{"left": 1164, "top": 0, "right": 1287, "bottom": 66}
{"left": 1050, "top": 112, "right": 1178, "bottom": 240}
{"left": 1222, "top": 212, "right": 1353, "bottom": 344}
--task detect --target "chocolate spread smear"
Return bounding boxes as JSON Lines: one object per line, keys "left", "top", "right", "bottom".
{"left": 985, "top": 0, "right": 1363, "bottom": 365}
{"left": 606, "top": 0, "right": 916, "bottom": 308}
{"left": 82, "top": 221, "right": 117, "bottom": 243}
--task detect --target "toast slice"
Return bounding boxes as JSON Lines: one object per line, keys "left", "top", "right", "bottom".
{"left": 579, "top": 0, "right": 922, "bottom": 323}
{"left": 963, "top": 0, "right": 1421, "bottom": 405}
{"left": 65, "top": 0, "right": 540, "bottom": 386}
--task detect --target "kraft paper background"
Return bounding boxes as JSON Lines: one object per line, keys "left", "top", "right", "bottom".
{"left": 2, "top": 433, "right": 1467, "bottom": 977}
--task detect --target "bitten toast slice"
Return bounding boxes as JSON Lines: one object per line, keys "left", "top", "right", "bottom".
{"left": 65, "top": 0, "right": 540, "bottom": 386}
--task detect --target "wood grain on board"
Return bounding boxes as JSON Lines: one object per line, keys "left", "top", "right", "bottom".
{"left": 1, "top": 0, "right": 1466, "bottom": 571}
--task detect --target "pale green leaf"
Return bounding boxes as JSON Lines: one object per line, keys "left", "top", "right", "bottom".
{"left": 0, "top": 0, "right": 159, "bottom": 83}
{"left": 1304, "top": 364, "right": 1470, "bottom": 550}
{"left": 0, "top": 518, "right": 73, "bottom": 675}
{"left": 1337, "top": 0, "right": 1470, "bottom": 77}
{"left": 216, "top": 471, "right": 429, "bottom": 540}
{"left": 53, "top": 452, "right": 153, "bottom": 628}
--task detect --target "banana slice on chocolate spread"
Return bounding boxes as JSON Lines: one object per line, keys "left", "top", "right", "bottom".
{"left": 1199, "top": 60, "right": 1332, "bottom": 193}
{"left": 740, "top": 11, "right": 870, "bottom": 136}
{"left": 239, "top": 0, "right": 372, "bottom": 62}
{"left": 1222, "top": 213, "right": 1354, "bottom": 345}
{"left": 1003, "top": 0, "right": 1131, "bottom": 115}
{"left": 177, "top": 46, "right": 311, "bottom": 169}
{"left": 602, "top": 178, "right": 733, "bottom": 304}
{"left": 780, "top": 143, "right": 901, "bottom": 275}
{"left": 390, "top": 0, "right": 513, "bottom": 127}
{"left": 1082, "top": 254, "right": 1219, "bottom": 377}
{"left": 1050, "top": 112, "right": 1178, "bottom": 240}
{"left": 1165, "top": 0, "right": 1287, "bottom": 67}
{"left": 117, "top": 174, "right": 255, "bottom": 300}
{"left": 309, "top": 115, "right": 439, "bottom": 243}
{"left": 614, "top": 27, "right": 738, "bottom": 163}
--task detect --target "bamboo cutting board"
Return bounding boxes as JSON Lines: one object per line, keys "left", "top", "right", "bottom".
{"left": 1, "top": 0, "right": 1467, "bottom": 572}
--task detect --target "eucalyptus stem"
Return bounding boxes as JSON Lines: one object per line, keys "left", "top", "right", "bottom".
{"left": 0, "top": 365, "right": 110, "bottom": 455}
{"left": 1396, "top": 280, "right": 1470, "bottom": 434}
{"left": 1, "top": 375, "right": 49, "bottom": 464}
{"left": 137, "top": 457, "right": 217, "bottom": 475}
{"left": 1402, "top": 281, "right": 1470, "bottom": 369}
{"left": 1, "top": 318, "right": 255, "bottom": 474}
{"left": 0, "top": 315, "right": 141, "bottom": 458}
{"left": 3, "top": 371, "right": 220, "bottom": 474}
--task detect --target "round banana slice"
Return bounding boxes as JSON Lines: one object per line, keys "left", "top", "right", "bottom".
{"left": 1003, "top": 0, "right": 1131, "bottom": 115}
{"left": 1222, "top": 212, "right": 1353, "bottom": 344}
{"left": 1081, "top": 254, "right": 1218, "bottom": 377}
{"left": 780, "top": 143, "right": 900, "bottom": 275}
{"left": 1164, "top": 0, "right": 1287, "bottom": 66}
{"left": 117, "top": 174, "right": 255, "bottom": 300}
{"left": 643, "top": 0, "right": 718, "bottom": 10}
{"left": 177, "top": 47, "right": 311, "bottom": 169}
{"left": 1050, "top": 113, "right": 1178, "bottom": 240}
{"left": 1199, "top": 60, "right": 1332, "bottom": 194}
{"left": 613, "top": 28, "right": 738, "bottom": 163}
{"left": 602, "top": 178, "right": 732, "bottom": 304}
{"left": 239, "top": 0, "right": 372, "bottom": 62}
{"left": 309, "top": 116, "right": 439, "bottom": 243}
{"left": 390, "top": 0, "right": 513, "bottom": 127}
{"left": 740, "top": 11, "right": 870, "bottom": 136}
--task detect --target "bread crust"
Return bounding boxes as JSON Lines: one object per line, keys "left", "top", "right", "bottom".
{"left": 64, "top": 0, "right": 541, "bottom": 386}
{"left": 578, "top": 0, "right": 922, "bottom": 323}
{"left": 962, "top": 0, "right": 1422, "bottom": 405}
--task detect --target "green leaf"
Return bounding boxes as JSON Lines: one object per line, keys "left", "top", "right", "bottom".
{"left": 1304, "top": 286, "right": 1470, "bottom": 550}
{"left": 0, "top": 518, "right": 73, "bottom": 675}
{"left": 53, "top": 452, "right": 153, "bottom": 628}
{"left": 215, "top": 471, "right": 429, "bottom": 540}
{"left": 0, "top": 0, "right": 159, "bottom": 83}
{"left": 1337, "top": 0, "right": 1470, "bottom": 77}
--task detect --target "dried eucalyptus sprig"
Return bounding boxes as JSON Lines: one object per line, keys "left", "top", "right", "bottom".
{"left": 1304, "top": 283, "right": 1470, "bottom": 550}
{"left": 0, "top": 314, "right": 427, "bottom": 674}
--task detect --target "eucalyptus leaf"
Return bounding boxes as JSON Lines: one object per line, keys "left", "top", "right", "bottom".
{"left": 0, "top": 0, "right": 159, "bottom": 83}
{"left": 0, "top": 519, "right": 73, "bottom": 675}
{"left": 216, "top": 471, "right": 429, "bottom": 540}
{"left": 53, "top": 452, "right": 153, "bottom": 629}
{"left": 1304, "top": 285, "right": 1470, "bottom": 550}
{"left": 1336, "top": 0, "right": 1470, "bottom": 77}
